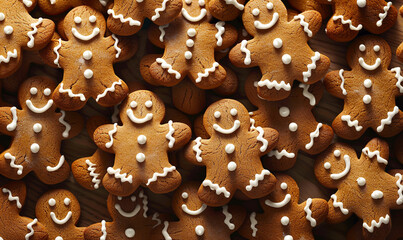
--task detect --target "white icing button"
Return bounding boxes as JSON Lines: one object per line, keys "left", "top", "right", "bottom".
{"left": 83, "top": 50, "right": 93, "bottom": 60}
{"left": 43, "top": 88, "right": 51, "bottom": 96}
{"left": 225, "top": 144, "right": 235, "bottom": 154}
{"left": 130, "top": 101, "right": 137, "bottom": 108}
{"left": 266, "top": 2, "right": 273, "bottom": 9}
{"left": 125, "top": 228, "right": 135, "bottom": 238}
{"left": 84, "top": 69, "right": 93, "bottom": 79}
{"left": 33, "top": 123, "right": 42, "bottom": 133}
{"left": 4, "top": 26, "right": 13, "bottom": 35}
{"left": 185, "top": 51, "right": 192, "bottom": 60}
{"left": 363, "top": 95, "right": 371, "bottom": 104}
{"left": 55, "top": 236, "right": 63, "bottom": 240}
{"left": 279, "top": 107, "right": 290, "bottom": 117}
{"left": 273, "top": 38, "right": 283, "bottom": 49}
{"left": 288, "top": 122, "right": 298, "bottom": 132}
{"left": 0, "top": 13, "right": 4, "bottom": 21}
{"left": 31, "top": 143, "right": 40, "bottom": 153}
{"left": 282, "top": 54, "right": 292, "bottom": 65}
{"left": 227, "top": 161, "right": 237, "bottom": 171}
{"left": 186, "top": 39, "right": 194, "bottom": 47}
{"left": 89, "top": 15, "right": 97, "bottom": 23}
{"left": 48, "top": 198, "right": 56, "bottom": 206}
{"left": 181, "top": 192, "right": 188, "bottom": 199}
{"left": 252, "top": 8, "right": 260, "bottom": 16}
{"left": 333, "top": 150, "right": 341, "bottom": 157}
{"left": 195, "top": 225, "right": 205, "bottom": 236}
{"left": 371, "top": 190, "right": 383, "bottom": 199}
{"left": 363, "top": 79, "right": 372, "bottom": 88}
{"left": 357, "top": 0, "right": 366, "bottom": 8}
{"left": 30, "top": 87, "right": 38, "bottom": 95}
{"left": 187, "top": 28, "right": 196, "bottom": 37}
{"left": 214, "top": 111, "right": 221, "bottom": 118}
{"left": 373, "top": 45, "right": 380, "bottom": 52}
{"left": 280, "top": 182, "right": 288, "bottom": 190}
{"left": 137, "top": 135, "right": 147, "bottom": 145}
{"left": 359, "top": 44, "right": 366, "bottom": 52}
{"left": 64, "top": 198, "right": 70, "bottom": 205}
{"left": 324, "top": 162, "right": 331, "bottom": 169}
{"left": 136, "top": 153, "right": 145, "bottom": 162}
{"left": 230, "top": 108, "right": 237, "bottom": 116}
{"left": 357, "top": 177, "right": 366, "bottom": 186}
{"left": 281, "top": 216, "right": 289, "bottom": 226}
{"left": 284, "top": 235, "right": 293, "bottom": 240}
{"left": 145, "top": 100, "right": 153, "bottom": 108}
{"left": 74, "top": 16, "right": 82, "bottom": 24}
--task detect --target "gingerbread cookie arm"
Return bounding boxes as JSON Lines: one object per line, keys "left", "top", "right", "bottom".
{"left": 214, "top": 23, "right": 238, "bottom": 51}
{"left": 0, "top": 107, "right": 19, "bottom": 136}
{"left": 324, "top": 70, "right": 350, "bottom": 99}
{"left": 302, "top": 198, "right": 328, "bottom": 226}
{"left": 22, "top": 17, "right": 55, "bottom": 51}
{"left": 361, "top": 2, "right": 397, "bottom": 34}
{"left": 147, "top": 24, "right": 166, "bottom": 49}
{"left": 160, "top": 122, "right": 192, "bottom": 151}
{"left": 327, "top": 192, "right": 353, "bottom": 224}
{"left": 106, "top": 0, "right": 146, "bottom": 36}
{"left": 184, "top": 138, "right": 210, "bottom": 166}
{"left": 224, "top": 204, "right": 247, "bottom": 233}
{"left": 94, "top": 124, "right": 119, "bottom": 153}
{"left": 107, "top": 35, "right": 138, "bottom": 63}
{"left": 291, "top": 10, "right": 322, "bottom": 39}
{"left": 59, "top": 111, "right": 84, "bottom": 139}
{"left": 143, "top": 0, "right": 183, "bottom": 26}
{"left": 326, "top": 7, "right": 361, "bottom": 42}
{"left": 0, "top": 150, "right": 31, "bottom": 179}
{"left": 248, "top": 127, "right": 279, "bottom": 156}
{"left": 292, "top": 50, "right": 330, "bottom": 85}
{"left": 84, "top": 221, "right": 110, "bottom": 240}
{"left": 229, "top": 38, "right": 259, "bottom": 68}
{"left": 39, "top": 35, "right": 67, "bottom": 69}
{"left": 362, "top": 138, "right": 389, "bottom": 170}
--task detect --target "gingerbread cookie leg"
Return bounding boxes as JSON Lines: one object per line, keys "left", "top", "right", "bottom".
{"left": 149, "top": 56, "right": 187, "bottom": 87}
{"left": 145, "top": 163, "right": 182, "bottom": 194}
{"left": 35, "top": 154, "right": 71, "bottom": 185}
{"left": 188, "top": 61, "right": 227, "bottom": 90}
{"left": 326, "top": 7, "right": 361, "bottom": 42}
{"left": 53, "top": 79, "right": 88, "bottom": 111}
{"left": 375, "top": 110, "right": 403, "bottom": 138}
{"left": 332, "top": 112, "right": 366, "bottom": 140}
{"left": 93, "top": 75, "right": 129, "bottom": 108}
{"left": 0, "top": 150, "right": 30, "bottom": 180}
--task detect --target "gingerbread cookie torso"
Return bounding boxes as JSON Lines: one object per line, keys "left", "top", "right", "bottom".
{"left": 324, "top": 35, "right": 403, "bottom": 140}
{"left": 0, "top": 76, "right": 83, "bottom": 184}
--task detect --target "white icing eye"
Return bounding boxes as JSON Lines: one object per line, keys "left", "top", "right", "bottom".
{"left": 0, "top": 13, "right": 5, "bottom": 21}
{"left": 48, "top": 198, "right": 56, "bottom": 207}
{"left": 266, "top": 2, "right": 273, "bottom": 9}
{"left": 185, "top": 0, "right": 192, "bottom": 4}
{"left": 74, "top": 16, "right": 82, "bottom": 24}
{"left": 130, "top": 101, "right": 137, "bottom": 108}
{"left": 359, "top": 44, "right": 366, "bottom": 52}
{"left": 83, "top": 50, "right": 93, "bottom": 60}
{"left": 145, "top": 100, "right": 153, "bottom": 108}
{"left": 198, "top": 0, "right": 205, "bottom": 7}
{"left": 4, "top": 26, "right": 13, "bottom": 35}
{"left": 280, "top": 182, "right": 287, "bottom": 190}
{"left": 181, "top": 192, "right": 189, "bottom": 199}
{"left": 282, "top": 54, "right": 292, "bottom": 65}
{"left": 357, "top": 0, "right": 366, "bottom": 7}
{"left": 117, "top": 196, "right": 123, "bottom": 200}
{"left": 333, "top": 150, "right": 341, "bottom": 157}
{"left": 273, "top": 38, "right": 283, "bottom": 49}
{"left": 43, "top": 88, "right": 51, "bottom": 96}
{"left": 64, "top": 198, "right": 70, "bottom": 206}
{"left": 30, "top": 87, "right": 38, "bottom": 95}
{"left": 373, "top": 45, "right": 380, "bottom": 52}
{"left": 130, "top": 195, "right": 136, "bottom": 202}
{"left": 187, "top": 28, "right": 196, "bottom": 37}
{"left": 279, "top": 106, "right": 290, "bottom": 117}
{"left": 252, "top": 8, "right": 260, "bottom": 16}
{"left": 324, "top": 162, "right": 331, "bottom": 169}
{"left": 230, "top": 108, "right": 237, "bottom": 116}
{"left": 89, "top": 15, "right": 97, "bottom": 23}
{"left": 214, "top": 111, "right": 221, "bottom": 118}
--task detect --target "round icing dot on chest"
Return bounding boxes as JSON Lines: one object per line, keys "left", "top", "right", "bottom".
{"left": 186, "top": 39, "right": 194, "bottom": 48}
{"left": 136, "top": 153, "right": 145, "bottom": 163}
{"left": 288, "top": 122, "right": 298, "bottom": 132}
{"left": 185, "top": 51, "right": 192, "bottom": 60}
{"left": 181, "top": 192, "right": 188, "bottom": 199}
{"left": 30, "top": 87, "right": 38, "bottom": 95}
{"left": 137, "top": 135, "right": 147, "bottom": 145}
{"left": 279, "top": 107, "right": 290, "bottom": 117}
{"left": 83, "top": 50, "right": 93, "bottom": 60}
{"left": 356, "top": 177, "right": 366, "bottom": 186}
{"left": 0, "top": 13, "right": 5, "bottom": 21}
{"left": 89, "top": 15, "right": 97, "bottom": 23}
{"left": 371, "top": 190, "right": 383, "bottom": 199}
{"left": 48, "top": 198, "right": 56, "bottom": 206}
{"left": 363, "top": 94, "right": 371, "bottom": 104}
{"left": 55, "top": 237, "right": 63, "bottom": 240}
{"left": 43, "top": 88, "right": 51, "bottom": 96}
{"left": 30, "top": 143, "right": 40, "bottom": 153}
{"left": 324, "top": 162, "right": 331, "bottom": 169}
{"left": 125, "top": 228, "right": 135, "bottom": 238}
{"left": 33, "top": 123, "right": 42, "bottom": 133}
{"left": 266, "top": 2, "right": 273, "bottom": 9}
{"left": 284, "top": 235, "right": 293, "bottom": 240}
{"left": 363, "top": 79, "right": 372, "bottom": 88}
{"left": 84, "top": 69, "right": 94, "bottom": 79}
{"left": 359, "top": 44, "right": 366, "bottom": 52}
{"left": 187, "top": 28, "right": 197, "bottom": 37}
{"left": 333, "top": 150, "right": 341, "bottom": 157}
{"left": 273, "top": 38, "right": 283, "bottom": 49}
{"left": 357, "top": 0, "right": 366, "bottom": 7}
{"left": 373, "top": 45, "right": 380, "bottom": 52}
{"left": 4, "top": 26, "right": 13, "bottom": 35}
{"left": 225, "top": 144, "right": 235, "bottom": 154}
{"left": 195, "top": 225, "right": 205, "bottom": 236}
{"left": 145, "top": 100, "right": 153, "bottom": 108}
{"left": 282, "top": 54, "right": 292, "bottom": 65}
{"left": 280, "top": 182, "right": 288, "bottom": 190}
{"left": 252, "top": 8, "right": 260, "bottom": 16}
{"left": 227, "top": 161, "right": 237, "bottom": 171}
{"left": 74, "top": 17, "right": 82, "bottom": 24}
{"left": 281, "top": 216, "right": 289, "bottom": 226}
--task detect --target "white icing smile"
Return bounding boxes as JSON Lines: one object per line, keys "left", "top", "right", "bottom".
{"left": 115, "top": 203, "right": 141, "bottom": 218}
{"left": 50, "top": 211, "right": 72, "bottom": 225}
{"left": 26, "top": 99, "right": 54, "bottom": 113}
{"left": 254, "top": 12, "right": 279, "bottom": 30}
{"left": 181, "top": 8, "right": 207, "bottom": 22}
{"left": 126, "top": 109, "right": 153, "bottom": 124}
{"left": 265, "top": 193, "right": 291, "bottom": 208}
{"left": 213, "top": 120, "right": 240, "bottom": 134}
{"left": 358, "top": 57, "right": 381, "bottom": 71}
{"left": 330, "top": 155, "right": 351, "bottom": 180}
{"left": 181, "top": 203, "right": 207, "bottom": 215}
{"left": 71, "top": 27, "right": 100, "bottom": 41}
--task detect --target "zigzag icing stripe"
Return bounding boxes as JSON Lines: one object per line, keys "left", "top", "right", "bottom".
{"left": 156, "top": 58, "right": 181, "bottom": 79}
{"left": 257, "top": 80, "right": 291, "bottom": 91}
{"left": 302, "top": 51, "right": 320, "bottom": 82}
{"left": 107, "top": 9, "right": 141, "bottom": 26}
{"left": 86, "top": 159, "right": 101, "bottom": 189}
{"left": 254, "top": 126, "right": 268, "bottom": 152}
{"left": 59, "top": 110, "right": 71, "bottom": 138}
{"left": 105, "top": 123, "right": 118, "bottom": 148}
{"left": 299, "top": 83, "right": 316, "bottom": 106}
{"left": 151, "top": 0, "right": 168, "bottom": 21}
{"left": 27, "top": 18, "right": 43, "bottom": 48}
{"left": 224, "top": 0, "right": 244, "bottom": 10}
{"left": 396, "top": 173, "right": 403, "bottom": 205}
{"left": 338, "top": 69, "right": 347, "bottom": 95}
{"left": 107, "top": 167, "right": 133, "bottom": 183}
{"left": 341, "top": 115, "right": 363, "bottom": 131}
{"left": 331, "top": 194, "right": 348, "bottom": 215}
{"left": 240, "top": 40, "right": 251, "bottom": 65}
{"left": 100, "top": 220, "right": 107, "bottom": 240}
{"left": 305, "top": 123, "right": 322, "bottom": 150}
{"left": 96, "top": 79, "right": 123, "bottom": 102}
{"left": 5, "top": 152, "right": 23, "bottom": 175}
{"left": 53, "top": 38, "right": 62, "bottom": 68}
{"left": 6, "top": 106, "right": 18, "bottom": 131}
{"left": 202, "top": 180, "right": 231, "bottom": 198}
{"left": 162, "top": 221, "right": 172, "bottom": 240}
{"left": 377, "top": 2, "right": 392, "bottom": 27}
{"left": 159, "top": 24, "right": 169, "bottom": 42}
{"left": 250, "top": 212, "right": 258, "bottom": 237}
{"left": 332, "top": 15, "right": 363, "bottom": 31}
{"left": 222, "top": 205, "right": 235, "bottom": 230}
{"left": 146, "top": 166, "right": 176, "bottom": 185}
{"left": 165, "top": 120, "right": 175, "bottom": 148}
{"left": 2, "top": 188, "right": 22, "bottom": 208}
{"left": 267, "top": 149, "right": 295, "bottom": 159}
{"left": 111, "top": 34, "right": 121, "bottom": 58}
{"left": 390, "top": 67, "right": 403, "bottom": 93}
{"left": 363, "top": 214, "right": 390, "bottom": 233}
{"left": 304, "top": 198, "right": 317, "bottom": 227}
{"left": 139, "top": 190, "right": 149, "bottom": 217}
{"left": 294, "top": 14, "right": 312, "bottom": 37}
{"left": 0, "top": 49, "right": 18, "bottom": 63}
{"left": 195, "top": 62, "right": 219, "bottom": 83}
{"left": 362, "top": 147, "right": 388, "bottom": 164}
{"left": 25, "top": 218, "right": 38, "bottom": 240}
{"left": 59, "top": 83, "right": 86, "bottom": 101}
{"left": 215, "top": 21, "right": 225, "bottom": 46}
{"left": 245, "top": 169, "right": 271, "bottom": 191}
{"left": 193, "top": 137, "right": 202, "bottom": 162}
{"left": 376, "top": 106, "right": 399, "bottom": 133}
{"left": 152, "top": 213, "right": 162, "bottom": 228}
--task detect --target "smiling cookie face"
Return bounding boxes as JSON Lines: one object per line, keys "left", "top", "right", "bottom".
{"left": 18, "top": 76, "right": 57, "bottom": 114}
{"left": 173, "top": 182, "right": 207, "bottom": 217}
{"left": 261, "top": 174, "right": 298, "bottom": 210}
{"left": 181, "top": 0, "right": 211, "bottom": 23}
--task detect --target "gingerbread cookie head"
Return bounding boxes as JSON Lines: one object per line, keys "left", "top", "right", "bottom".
{"left": 0, "top": 0, "right": 55, "bottom": 78}
{"left": 181, "top": 0, "right": 213, "bottom": 22}
{"left": 0, "top": 181, "right": 48, "bottom": 240}
{"left": 206, "top": 0, "right": 245, "bottom": 21}
{"left": 36, "top": 189, "right": 84, "bottom": 240}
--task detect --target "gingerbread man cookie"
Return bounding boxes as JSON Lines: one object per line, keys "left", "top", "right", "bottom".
{"left": 85, "top": 189, "right": 163, "bottom": 240}
{"left": 229, "top": 0, "right": 330, "bottom": 101}
{"left": 147, "top": 0, "right": 238, "bottom": 89}
{"left": 153, "top": 182, "right": 246, "bottom": 239}
{"left": 107, "top": 0, "right": 183, "bottom": 36}
{"left": 239, "top": 174, "right": 328, "bottom": 240}
{"left": 0, "top": 0, "right": 54, "bottom": 78}
{"left": 0, "top": 181, "right": 48, "bottom": 240}
{"left": 246, "top": 71, "right": 334, "bottom": 171}
{"left": 40, "top": 6, "right": 138, "bottom": 111}
{"left": 184, "top": 99, "right": 279, "bottom": 206}
{"left": 38, "top": 0, "right": 107, "bottom": 15}
{"left": 317, "top": 0, "right": 397, "bottom": 42}
{"left": 205, "top": 0, "right": 245, "bottom": 21}
{"left": 314, "top": 138, "right": 403, "bottom": 239}
{"left": 36, "top": 189, "right": 85, "bottom": 240}
{"left": 0, "top": 76, "right": 83, "bottom": 184}
{"left": 324, "top": 35, "right": 403, "bottom": 140}
{"left": 94, "top": 90, "right": 192, "bottom": 196}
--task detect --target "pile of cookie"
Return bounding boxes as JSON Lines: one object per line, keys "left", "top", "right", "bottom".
{"left": 0, "top": 0, "right": 402, "bottom": 239}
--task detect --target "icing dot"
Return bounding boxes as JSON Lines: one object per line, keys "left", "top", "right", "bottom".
{"left": 89, "top": 15, "right": 97, "bottom": 23}
{"left": 4, "top": 26, "right": 13, "bottom": 35}
{"left": 64, "top": 198, "right": 70, "bottom": 206}
{"left": 333, "top": 150, "right": 341, "bottom": 157}
{"left": 280, "top": 182, "right": 288, "bottom": 190}
{"left": 185, "top": 51, "right": 192, "bottom": 60}
{"left": 145, "top": 100, "right": 153, "bottom": 108}
{"left": 266, "top": 2, "right": 273, "bottom": 9}
{"left": 43, "top": 88, "right": 51, "bottom": 96}
{"left": 252, "top": 8, "right": 260, "bottom": 16}
{"left": 363, "top": 95, "right": 371, "bottom": 104}
{"left": 84, "top": 69, "right": 93, "bottom": 79}
{"left": 0, "top": 13, "right": 4, "bottom": 21}
{"left": 137, "top": 135, "right": 147, "bottom": 145}
{"left": 288, "top": 122, "right": 298, "bottom": 132}
{"left": 359, "top": 44, "right": 366, "bottom": 52}
{"left": 187, "top": 28, "right": 196, "bottom": 37}
{"left": 225, "top": 144, "right": 235, "bottom": 154}
{"left": 48, "top": 198, "right": 56, "bottom": 206}
{"left": 363, "top": 79, "right": 372, "bottom": 88}
{"left": 74, "top": 16, "right": 82, "bottom": 24}
{"left": 195, "top": 225, "right": 205, "bottom": 236}
{"left": 324, "top": 162, "right": 331, "bottom": 169}
{"left": 130, "top": 101, "right": 137, "bottom": 108}
{"left": 31, "top": 143, "right": 40, "bottom": 153}
{"left": 83, "top": 50, "right": 93, "bottom": 60}
{"left": 357, "top": 0, "right": 366, "bottom": 7}
{"left": 230, "top": 108, "right": 237, "bottom": 116}
{"left": 186, "top": 39, "right": 194, "bottom": 47}
{"left": 214, "top": 111, "right": 221, "bottom": 118}
{"left": 281, "top": 216, "right": 289, "bottom": 226}
{"left": 273, "top": 38, "right": 283, "bottom": 49}
{"left": 136, "top": 153, "right": 145, "bottom": 163}
{"left": 181, "top": 192, "right": 188, "bottom": 199}
{"left": 371, "top": 190, "right": 383, "bottom": 199}
{"left": 357, "top": 177, "right": 366, "bottom": 186}
{"left": 130, "top": 195, "right": 136, "bottom": 202}
{"left": 30, "top": 87, "right": 38, "bottom": 95}
{"left": 284, "top": 235, "right": 293, "bottom": 240}
{"left": 282, "top": 54, "right": 292, "bottom": 65}
{"left": 279, "top": 107, "right": 290, "bottom": 117}
{"left": 185, "top": 0, "right": 192, "bottom": 4}
{"left": 33, "top": 123, "right": 42, "bottom": 133}
{"left": 125, "top": 228, "right": 135, "bottom": 238}
{"left": 117, "top": 196, "right": 122, "bottom": 200}
{"left": 373, "top": 45, "right": 380, "bottom": 52}
{"left": 198, "top": 0, "right": 205, "bottom": 7}
{"left": 227, "top": 161, "right": 237, "bottom": 171}
{"left": 55, "top": 237, "right": 63, "bottom": 240}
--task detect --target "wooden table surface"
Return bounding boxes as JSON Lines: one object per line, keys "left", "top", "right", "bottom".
{"left": 1, "top": 1, "right": 403, "bottom": 240}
